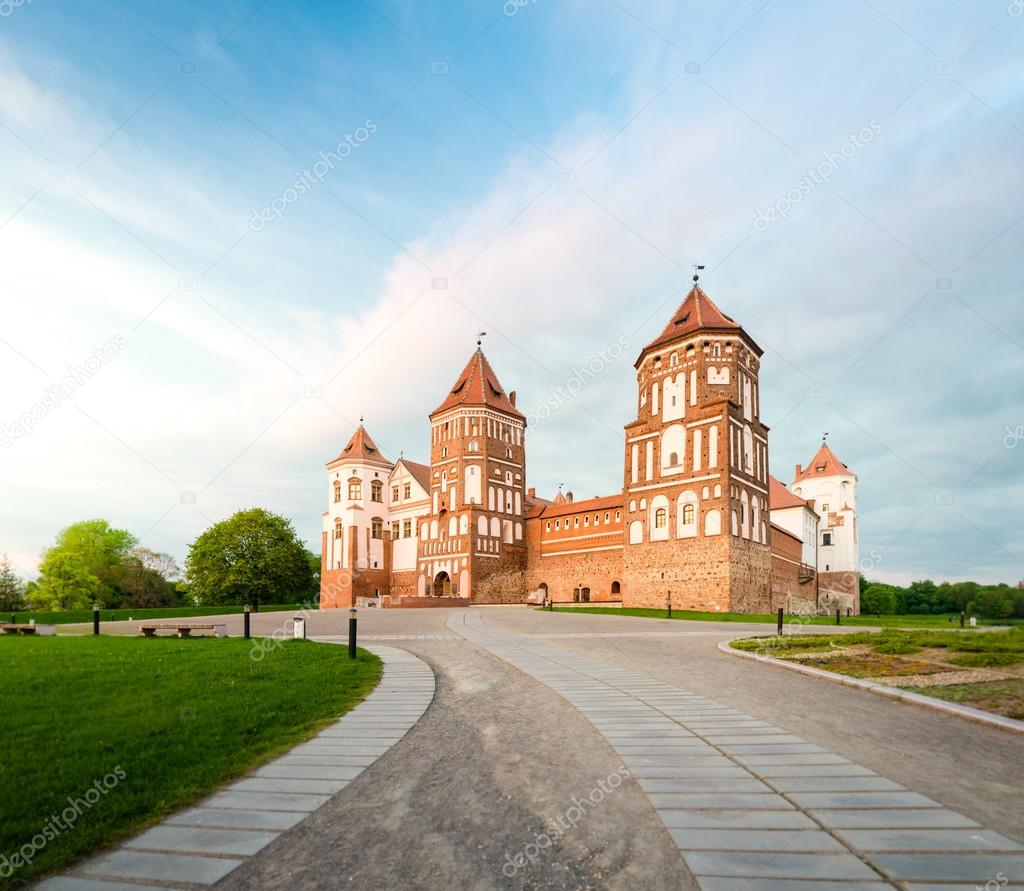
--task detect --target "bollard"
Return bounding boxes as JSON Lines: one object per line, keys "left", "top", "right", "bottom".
{"left": 293, "top": 616, "right": 306, "bottom": 639}
{"left": 243, "top": 604, "right": 251, "bottom": 640}
{"left": 348, "top": 608, "right": 357, "bottom": 659}
{"left": 777, "top": 607, "right": 784, "bottom": 636}
{"left": 960, "top": 611, "right": 965, "bottom": 628}
{"left": 93, "top": 604, "right": 100, "bottom": 636}
{"left": 835, "top": 608, "right": 841, "bottom": 626}
{"left": 666, "top": 598, "right": 672, "bottom": 619}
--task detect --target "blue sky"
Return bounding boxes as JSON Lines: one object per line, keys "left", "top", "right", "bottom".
{"left": 1, "top": 0, "right": 1022, "bottom": 586}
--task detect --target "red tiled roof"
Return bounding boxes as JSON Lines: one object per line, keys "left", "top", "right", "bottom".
{"left": 534, "top": 493, "right": 623, "bottom": 520}
{"left": 768, "top": 475, "right": 808, "bottom": 510}
{"left": 328, "top": 425, "right": 391, "bottom": 466}
{"left": 641, "top": 286, "right": 746, "bottom": 358}
{"left": 432, "top": 348, "right": 524, "bottom": 419}
{"left": 794, "top": 444, "right": 853, "bottom": 482}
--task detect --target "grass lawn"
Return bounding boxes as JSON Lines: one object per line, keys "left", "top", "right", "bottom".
{"left": 730, "top": 627, "right": 1024, "bottom": 720}
{"left": 542, "top": 606, "right": 1021, "bottom": 628}
{"left": 7, "top": 603, "right": 308, "bottom": 626}
{"left": 0, "top": 636, "right": 381, "bottom": 888}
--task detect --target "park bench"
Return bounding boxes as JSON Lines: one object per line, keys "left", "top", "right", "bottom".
{"left": 139, "top": 623, "right": 227, "bottom": 639}
{"left": 1, "top": 623, "right": 56, "bottom": 636}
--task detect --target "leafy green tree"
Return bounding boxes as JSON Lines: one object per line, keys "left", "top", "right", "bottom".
{"left": 306, "top": 549, "right": 321, "bottom": 601}
{"left": 186, "top": 509, "right": 312, "bottom": 608}
{"left": 115, "top": 548, "right": 181, "bottom": 608}
{"left": 861, "top": 583, "right": 899, "bottom": 615}
{"left": 969, "top": 588, "right": 1014, "bottom": 619}
{"left": 0, "top": 555, "right": 26, "bottom": 612}
{"left": 31, "top": 520, "right": 137, "bottom": 610}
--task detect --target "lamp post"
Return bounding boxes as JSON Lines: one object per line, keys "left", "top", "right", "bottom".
{"left": 348, "top": 608, "right": 357, "bottom": 659}
{"left": 93, "top": 604, "right": 100, "bottom": 636}
{"left": 243, "top": 604, "right": 251, "bottom": 640}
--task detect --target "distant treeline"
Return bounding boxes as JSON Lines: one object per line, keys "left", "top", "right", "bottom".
{"left": 860, "top": 577, "right": 1024, "bottom": 619}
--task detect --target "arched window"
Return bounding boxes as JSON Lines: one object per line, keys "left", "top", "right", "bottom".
{"left": 441, "top": 446, "right": 448, "bottom": 458}
{"left": 370, "top": 480, "right": 383, "bottom": 503}
{"left": 611, "top": 580, "right": 621, "bottom": 595}
{"left": 655, "top": 508, "right": 668, "bottom": 529}
{"left": 629, "top": 520, "right": 643, "bottom": 544}
{"left": 333, "top": 518, "right": 342, "bottom": 539}
{"left": 333, "top": 481, "right": 341, "bottom": 503}
{"left": 468, "top": 440, "right": 479, "bottom": 452}
{"left": 682, "top": 504, "right": 695, "bottom": 525}
{"left": 704, "top": 509, "right": 722, "bottom": 536}
{"left": 678, "top": 491, "right": 698, "bottom": 538}
{"left": 348, "top": 477, "right": 362, "bottom": 500}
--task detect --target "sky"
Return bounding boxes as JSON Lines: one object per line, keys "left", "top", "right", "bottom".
{"left": 0, "top": 0, "right": 1022, "bottom": 587}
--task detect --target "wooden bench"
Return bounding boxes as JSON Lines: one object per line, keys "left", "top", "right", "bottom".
{"left": 139, "top": 623, "right": 227, "bottom": 639}
{"left": 1, "top": 624, "right": 56, "bottom": 636}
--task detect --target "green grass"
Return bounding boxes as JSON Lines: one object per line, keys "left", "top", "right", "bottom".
{"left": 0, "top": 636, "right": 380, "bottom": 888}
{"left": 733, "top": 626, "right": 1024, "bottom": 658}
{"left": 541, "top": 606, "right": 1022, "bottom": 628}
{"left": 6, "top": 603, "right": 309, "bottom": 626}
{"left": 903, "top": 678, "right": 1024, "bottom": 721}
{"left": 948, "top": 652, "right": 1024, "bottom": 668}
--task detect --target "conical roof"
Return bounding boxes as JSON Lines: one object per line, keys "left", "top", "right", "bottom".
{"left": 638, "top": 285, "right": 759, "bottom": 362}
{"left": 794, "top": 444, "right": 854, "bottom": 482}
{"left": 327, "top": 424, "right": 391, "bottom": 466}
{"left": 431, "top": 348, "right": 524, "bottom": 419}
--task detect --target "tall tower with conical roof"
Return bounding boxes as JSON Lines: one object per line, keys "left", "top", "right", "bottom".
{"left": 320, "top": 423, "right": 395, "bottom": 608}
{"left": 791, "top": 442, "right": 859, "bottom": 611}
{"left": 415, "top": 347, "right": 528, "bottom": 602}
{"left": 621, "top": 285, "right": 773, "bottom": 611}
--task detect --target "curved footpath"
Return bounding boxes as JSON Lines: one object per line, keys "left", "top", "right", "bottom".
{"left": 449, "top": 610, "right": 1024, "bottom": 890}
{"left": 34, "top": 645, "right": 434, "bottom": 891}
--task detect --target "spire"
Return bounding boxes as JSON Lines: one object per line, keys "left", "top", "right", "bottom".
{"left": 431, "top": 347, "right": 524, "bottom": 419}
{"left": 327, "top": 423, "right": 391, "bottom": 466}
{"left": 793, "top": 443, "right": 854, "bottom": 483}
{"left": 637, "top": 284, "right": 758, "bottom": 364}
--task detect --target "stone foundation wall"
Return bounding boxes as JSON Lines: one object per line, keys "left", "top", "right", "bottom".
{"left": 819, "top": 570, "right": 860, "bottom": 615}
{"left": 622, "top": 535, "right": 732, "bottom": 611}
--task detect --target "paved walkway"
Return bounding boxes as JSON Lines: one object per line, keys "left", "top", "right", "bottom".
{"left": 450, "top": 610, "right": 1024, "bottom": 889}
{"left": 35, "top": 646, "right": 434, "bottom": 890}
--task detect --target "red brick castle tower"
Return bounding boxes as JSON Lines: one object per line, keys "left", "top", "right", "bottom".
{"left": 413, "top": 345, "right": 528, "bottom": 603}
{"left": 621, "top": 285, "right": 772, "bottom": 611}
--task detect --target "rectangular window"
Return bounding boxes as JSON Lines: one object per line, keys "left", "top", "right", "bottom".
{"left": 822, "top": 532, "right": 833, "bottom": 546}
{"left": 403, "top": 519, "right": 412, "bottom": 538}
{"left": 372, "top": 519, "right": 383, "bottom": 539}
{"left": 392, "top": 486, "right": 400, "bottom": 502}
{"left": 404, "top": 484, "right": 412, "bottom": 499}
{"left": 392, "top": 522, "right": 400, "bottom": 539}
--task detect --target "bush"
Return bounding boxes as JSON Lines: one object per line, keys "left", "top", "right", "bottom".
{"left": 861, "top": 584, "right": 898, "bottom": 615}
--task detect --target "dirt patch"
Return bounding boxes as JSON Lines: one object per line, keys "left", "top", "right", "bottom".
{"left": 903, "top": 678, "right": 1024, "bottom": 721}
{"left": 799, "top": 653, "right": 951, "bottom": 678}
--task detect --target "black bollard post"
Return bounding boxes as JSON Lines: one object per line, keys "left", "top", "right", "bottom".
{"left": 243, "top": 604, "right": 251, "bottom": 640}
{"left": 666, "top": 597, "right": 672, "bottom": 619}
{"left": 835, "top": 608, "right": 841, "bottom": 626}
{"left": 93, "top": 604, "right": 100, "bottom": 636}
{"left": 960, "top": 611, "right": 965, "bottom": 628}
{"left": 348, "top": 608, "right": 357, "bottom": 659}
{"left": 777, "top": 607, "right": 784, "bottom": 636}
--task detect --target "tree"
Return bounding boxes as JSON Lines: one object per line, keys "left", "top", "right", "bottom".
{"left": 31, "top": 520, "right": 137, "bottom": 610}
{"left": 186, "top": 509, "right": 312, "bottom": 607}
{"left": 115, "top": 548, "right": 181, "bottom": 608}
{"left": 306, "top": 549, "right": 321, "bottom": 602}
{"left": 970, "top": 587, "right": 1014, "bottom": 620}
{"left": 861, "top": 583, "right": 898, "bottom": 615}
{"left": 0, "top": 555, "right": 26, "bottom": 612}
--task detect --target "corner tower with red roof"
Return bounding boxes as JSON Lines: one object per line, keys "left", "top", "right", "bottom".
{"left": 621, "top": 285, "right": 773, "bottom": 612}
{"left": 414, "top": 346, "right": 528, "bottom": 602}
{"left": 321, "top": 423, "right": 395, "bottom": 608}
{"left": 791, "top": 441, "right": 859, "bottom": 611}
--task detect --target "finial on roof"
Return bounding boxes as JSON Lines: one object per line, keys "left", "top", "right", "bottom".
{"left": 477, "top": 331, "right": 487, "bottom": 349}
{"left": 822, "top": 431, "right": 829, "bottom": 445}
{"left": 692, "top": 263, "right": 705, "bottom": 285}
{"left": 359, "top": 415, "right": 364, "bottom": 426}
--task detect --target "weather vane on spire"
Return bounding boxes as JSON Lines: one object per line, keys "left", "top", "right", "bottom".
{"left": 477, "top": 331, "right": 487, "bottom": 348}
{"left": 822, "top": 431, "right": 829, "bottom": 445}
{"left": 692, "top": 263, "right": 705, "bottom": 285}
{"left": 359, "top": 415, "right": 364, "bottom": 426}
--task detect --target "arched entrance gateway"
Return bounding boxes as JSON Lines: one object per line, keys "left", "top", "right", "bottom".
{"left": 433, "top": 571, "right": 452, "bottom": 597}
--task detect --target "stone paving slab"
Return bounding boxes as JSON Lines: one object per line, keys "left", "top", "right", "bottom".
{"left": 39, "top": 645, "right": 434, "bottom": 890}
{"left": 451, "top": 610, "right": 1024, "bottom": 891}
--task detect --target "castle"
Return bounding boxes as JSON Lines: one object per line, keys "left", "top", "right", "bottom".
{"left": 320, "top": 286, "right": 860, "bottom": 614}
